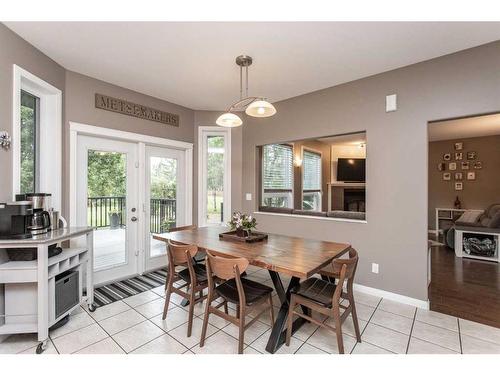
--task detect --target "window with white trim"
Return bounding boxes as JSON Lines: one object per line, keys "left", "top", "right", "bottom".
{"left": 302, "top": 149, "right": 322, "bottom": 211}
{"left": 261, "top": 144, "right": 293, "bottom": 208}
{"left": 20, "top": 90, "right": 40, "bottom": 194}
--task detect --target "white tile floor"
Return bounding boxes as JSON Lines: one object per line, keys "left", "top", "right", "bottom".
{"left": 2, "top": 266, "right": 500, "bottom": 354}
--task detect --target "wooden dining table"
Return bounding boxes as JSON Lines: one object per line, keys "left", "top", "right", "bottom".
{"left": 153, "top": 226, "right": 351, "bottom": 353}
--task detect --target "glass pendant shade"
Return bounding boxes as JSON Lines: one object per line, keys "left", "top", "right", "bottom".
{"left": 216, "top": 112, "right": 243, "bottom": 127}
{"left": 245, "top": 99, "right": 277, "bottom": 118}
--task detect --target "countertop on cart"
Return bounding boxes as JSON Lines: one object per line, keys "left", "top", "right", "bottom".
{"left": 0, "top": 227, "right": 94, "bottom": 246}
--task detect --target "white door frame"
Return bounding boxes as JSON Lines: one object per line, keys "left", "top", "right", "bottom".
{"left": 197, "top": 126, "right": 231, "bottom": 227}
{"left": 69, "top": 121, "right": 193, "bottom": 279}
{"left": 76, "top": 135, "right": 139, "bottom": 285}
{"left": 145, "top": 145, "right": 187, "bottom": 271}
{"left": 12, "top": 65, "right": 62, "bottom": 211}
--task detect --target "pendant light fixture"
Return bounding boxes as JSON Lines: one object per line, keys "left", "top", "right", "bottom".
{"left": 216, "top": 55, "right": 276, "bottom": 127}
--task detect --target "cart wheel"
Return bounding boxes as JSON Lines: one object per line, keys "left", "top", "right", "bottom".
{"left": 88, "top": 303, "right": 97, "bottom": 312}
{"left": 36, "top": 341, "right": 47, "bottom": 354}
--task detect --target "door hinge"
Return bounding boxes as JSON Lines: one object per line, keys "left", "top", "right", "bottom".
{"left": 135, "top": 161, "right": 139, "bottom": 168}
{"left": 135, "top": 251, "right": 140, "bottom": 257}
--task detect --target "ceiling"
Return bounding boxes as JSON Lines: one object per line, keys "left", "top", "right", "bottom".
{"left": 429, "top": 113, "right": 500, "bottom": 141}
{"left": 5, "top": 22, "right": 500, "bottom": 110}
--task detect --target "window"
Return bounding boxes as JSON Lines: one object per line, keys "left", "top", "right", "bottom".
{"left": 20, "top": 90, "right": 40, "bottom": 194}
{"left": 261, "top": 144, "right": 293, "bottom": 208}
{"left": 198, "top": 127, "right": 231, "bottom": 227}
{"left": 302, "top": 150, "right": 322, "bottom": 211}
{"left": 13, "top": 65, "right": 62, "bottom": 210}
{"left": 258, "top": 131, "right": 366, "bottom": 221}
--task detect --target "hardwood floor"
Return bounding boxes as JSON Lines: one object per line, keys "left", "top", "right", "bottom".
{"left": 429, "top": 239, "right": 500, "bottom": 328}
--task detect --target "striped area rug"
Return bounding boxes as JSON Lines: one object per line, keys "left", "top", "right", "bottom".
{"left": 94, "top": 268, "right": 167, "bottom": 307}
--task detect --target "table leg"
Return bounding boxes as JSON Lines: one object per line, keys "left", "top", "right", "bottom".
{"left": 265, "top": 271, "right": 307, "bottom": 354}
{"left": 36, "top": 244, "right": 49, "bottom": 345}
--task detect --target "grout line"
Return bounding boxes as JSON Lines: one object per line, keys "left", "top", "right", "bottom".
{"left": 83, "top": 310, "right": 130, "bottom": 354}
{"left": 405, "top": 308, "right": 417, "bottom": 354}
{"left": 457, "top": 318, "right": 463, "bottom": 354}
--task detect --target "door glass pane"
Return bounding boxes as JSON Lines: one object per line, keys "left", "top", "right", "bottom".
{"left": 149, "top": 156, "right": 177, "bottom": 257}
{"left": 206, "top": 136, "right": 224, "bottom": 224}
{"left": 20, "top": 90, "right": 39, "bottom": 194}
{"left": 87, "top": 150, "right": 127, "bottom": 270}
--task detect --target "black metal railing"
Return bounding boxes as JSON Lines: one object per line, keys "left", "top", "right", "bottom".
{"left": 87, "top": 196, "right": 176, "bottom": 233}
{"left": 149, "top": 198, "right": 176, "bottom": 234}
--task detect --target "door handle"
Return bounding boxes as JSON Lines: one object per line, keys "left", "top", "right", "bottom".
{"left": 131, "top": 217, "right": 138, "bottom": 222}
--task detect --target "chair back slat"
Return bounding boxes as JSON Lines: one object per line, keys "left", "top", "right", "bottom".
{"left": 331, "top": 248, "right": 358, "bottom": 279}
{"left": 167, "top": 239, "right": 198, "bottom": 265}
{"left": 206, "top": 251, "right": 249, "bottom": 280}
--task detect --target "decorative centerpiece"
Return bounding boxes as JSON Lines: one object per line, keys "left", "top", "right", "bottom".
{"left": 219, "top": 212, "right": 268, "bottom": 243}
{"left": 230, "top": 212, "right": 256, "bottom": 237}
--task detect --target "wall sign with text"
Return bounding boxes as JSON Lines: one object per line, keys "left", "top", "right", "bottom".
{"left": 95, "top": 93, "right": 179, "bottom": 127}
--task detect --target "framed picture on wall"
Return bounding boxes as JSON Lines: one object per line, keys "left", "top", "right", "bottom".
{"left": 455, "top": 182, "right": 463, "bottom": 191}
{"left": 443, "top": 172, "right": 451, "bottom": 181}
{"left": 438, "top": 162, "right": 446, "bottom": 171}
{"left": 467, "top": 171, "right": 476, "bottom": 180}
{"left": 454, "top": 142, "right": 463, "bottom": 150}
{"left": 449, "top": 162, "right": 457, "bottom": 171}
{"left": 443, "top": 153, "right": 451, "bottom": 161}
{"left": 467, "top": 151, "right": 477, "bottom": 160}
{"left": 455, "top": 172, "right": 463, "bottom": 180}
{"left": 474, "top": 161, "right": 483, "bottom": 169}
{"left": 455, "top": 152, "right": 463, "bottom": 160}
{"left": 461, "top": 161, "right": 469, "bottom": 170}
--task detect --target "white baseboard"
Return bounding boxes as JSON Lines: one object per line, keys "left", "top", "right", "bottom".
{"left": 353, "top": 283, "right": 429, "bottom": 310}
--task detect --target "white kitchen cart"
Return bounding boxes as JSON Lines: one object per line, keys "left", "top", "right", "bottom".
{"left": 0, "top": 227, "right": 95, "bottom": 353}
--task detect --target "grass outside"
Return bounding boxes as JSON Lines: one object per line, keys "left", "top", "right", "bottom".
{"left": 207, "top": 192, "right": 223, "bottom": 214}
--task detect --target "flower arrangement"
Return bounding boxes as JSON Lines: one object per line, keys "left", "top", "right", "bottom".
{"left": 229, "top": 212, "right": 257, "bottom": 236}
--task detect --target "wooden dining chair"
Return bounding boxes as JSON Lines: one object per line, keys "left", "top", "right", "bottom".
{"left": 162, "top": 239, "right": 208, "bottom": 337}
{"left": 167, "top": 225, "right": 205, "bottom": 263}
{"left": 200, "top": 251, "right": 275, "bottom": 354}
{"left": 285, "top": 248, "right": 361, "bottom": 354}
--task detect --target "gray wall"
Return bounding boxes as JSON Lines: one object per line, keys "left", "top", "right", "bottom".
{"left": 193, "top": 110, "right": 243, "bottom": 224}
{"left": 0, "top": 24, "right": 66, "bottom": 203}
{"left": 241, "top": 41, "right": 500, "bottom": 301}
{"left": 428, "top": 135, "right": 500, "bottom": 229}
{"left": 0, "top": 25, "right": 66, "bottom": 332}
{"left": 64, "top": 71, "right": 195, "bottom": 220}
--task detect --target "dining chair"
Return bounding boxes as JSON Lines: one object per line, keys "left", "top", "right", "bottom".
{"left": 162, "top": 239, "right": 208, "bottom": 337}
{"left": 167, "top": 225, "right": 205, "bottom": 263}
{"left": 285, "top": 248, "right": 361, "bottom": 354}
{"left": 200, "top": 251, "right": 275, "bottom": 354}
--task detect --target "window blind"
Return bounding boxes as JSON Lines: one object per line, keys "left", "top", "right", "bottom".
{"left": 262, "top": 144, "right": 293, "bottom": 191}
{"left": 303, "top": 150, "right": 321, "bottom": 191}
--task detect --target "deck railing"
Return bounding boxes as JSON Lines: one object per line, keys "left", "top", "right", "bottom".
{"left": 87, "top": 196, "right": 176, "bottom": 233}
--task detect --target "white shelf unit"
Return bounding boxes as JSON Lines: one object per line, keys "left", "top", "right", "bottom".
{"left": 454, "top": 228, "right": 499, "bottom": 263}
{"left": 0, "top": 228, "right": 94, "bottom": 352}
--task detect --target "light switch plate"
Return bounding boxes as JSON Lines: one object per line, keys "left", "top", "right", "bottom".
{"left": 245, "top": 193, "right": 252, "bottom": 201}
{"left": 372, "top": 263, "right": 379, "bottom": 274}
{"left": 386, "top": 94, "right": 397, "bottom": 112}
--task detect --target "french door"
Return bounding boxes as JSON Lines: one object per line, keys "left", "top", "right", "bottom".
{"left": 144, "top": 145, "right": 186, "bottom": 270}
{"left": 75, "top": 134, "right": 189, "bottom": 285}
{"left": 76, "top": 135, "right": 139, "bottom": 285}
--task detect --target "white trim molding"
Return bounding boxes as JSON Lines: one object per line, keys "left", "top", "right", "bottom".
{"left": 197, "top": 126, "right": 232, "bottom": 227}
{"left": 12, "top": 65, "right": 62, "bottom": 210}
{"left": 69, "top": 121, "right": 193, "bottom": 230}
{"left": 353, "top": 283, "right": 429, "bottom": 310}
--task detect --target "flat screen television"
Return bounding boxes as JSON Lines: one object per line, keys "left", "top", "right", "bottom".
{"left": 337, "top": 158, "right": 366, "bottom": 182}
